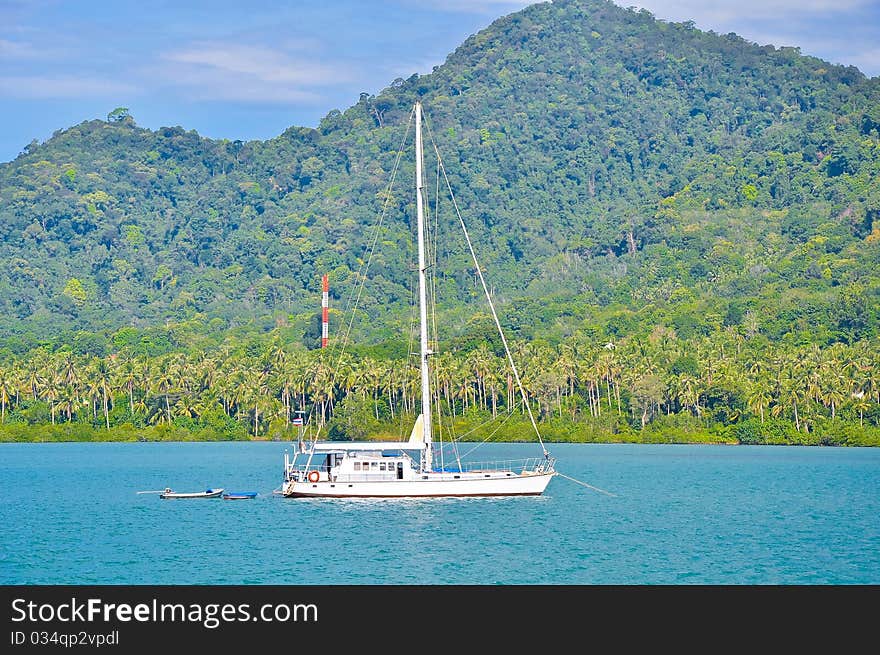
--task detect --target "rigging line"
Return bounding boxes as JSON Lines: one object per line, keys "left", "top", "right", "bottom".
{"left": 432, "top": 359, "right": 444, "bottom": 470}
{"left": 429, "top": 152, "right": 441, "bottom": 359}
{"left": 423, "top": 120, "right": 548, "bottom": 458}
{"left": 431, "top": 365, "right": 462, "bottom": 470}
{"left": 431, "top": 164, "right": 459, "bottom": 470}
{"left": 307, "top": 106, "right": 415, "bottom": 445}
{"left": 400, "top": 273, "right": 418, "bottom": 439}
{"left": 555, "top": 471, "right": 617, "bottom": 497}
{"left": 452, "top": 405, "right": 518, "bottom": 457}
{"left": 436, "top": 404, "right": 463, "bottom": 471}
{"left": 427, "top": 144, "right": 445, "bottom": 468}
{"left": 439, "top": 401, "right": 514, "bottom": 451}
{"left": 449, "top": 411, "right": 463, "bottom": 469}
{"left": 320, "top": 108, "right": 414, "bottom": 376}
{"left": 336, "top": 105, "right": 416, "bottom": 338}
{"left": 454, "top": 400, "right": 519, "bottom": 460}
{"left": 331, "top": 108, "right": 413, "bottom": 362}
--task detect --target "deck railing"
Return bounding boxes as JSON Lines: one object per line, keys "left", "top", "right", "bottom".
{"left": 436, "top": 457, "right": 555, "bottom": 474}
{"left": 286, "top": 456, "right": 555, "bottom": 481}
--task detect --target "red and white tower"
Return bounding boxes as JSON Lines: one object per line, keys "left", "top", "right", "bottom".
{"left": 321, "top": 274, "right": 329, "bottom": 349}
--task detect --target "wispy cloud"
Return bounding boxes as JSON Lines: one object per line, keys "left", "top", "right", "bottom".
{"left": 155, "top": 42, "right": 357, "bottom": 103}
{"left": 627, "top": 0, "right": 870, "bottom": 23}
{"left": 624, "top": 0, "right": 880, "bottom": 76}
{"left": 0, "top": 75, "right": 137, "bottom": 99}
{"left": 0, "top": 38, "right": 44, "bottom": 58}
{"left": 153, "top": 67, "right": 325, "bottom": 104}
{"left": 729, "top": 30, "right": 880, "bottom": 73}
{"left": 844, "top": 47, "right": 880, "bottom": 74}
{"left": 400, "top": 0, "right": 538, "bottom": 14}
{"left": 163, "top": 43, "right": 348, "bottom": 86}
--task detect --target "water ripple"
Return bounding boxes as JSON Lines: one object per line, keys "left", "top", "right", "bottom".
{"left": 0, "top": 442, "right": 878, "bottom": 584}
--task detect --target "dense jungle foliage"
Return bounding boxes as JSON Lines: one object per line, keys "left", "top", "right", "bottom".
{"left": 0, "top": 0, "right": 877, "bottom": 443}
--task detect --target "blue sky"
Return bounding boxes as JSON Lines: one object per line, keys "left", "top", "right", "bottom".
{"left": 1, "top": 0, "right": 878, "bottom": 163}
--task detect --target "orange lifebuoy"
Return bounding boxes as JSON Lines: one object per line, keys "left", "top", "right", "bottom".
{"left": 307, "top": 470, "right": 320, "bottom": 483}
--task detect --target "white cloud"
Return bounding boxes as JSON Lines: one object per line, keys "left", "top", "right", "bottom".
{"left": 401, "top": 0, "right": 538, "bottom": 13}
{"left": 0, "top": 38, "right": 42, "bottom": 58}
{"left": 844, "top": 47, "right": 880, "bottom": 74}
{"left": 163, "top": 43, "right": 352, "bottom": 86}
{"left": 0, "top": 75, "right": 137, "bottom": 99}
{"left": 624, "top": 0, "right": 869, "bottom": 23}
{"left": 621, "top": 0, "right": 879, "bottom": 76}
{"left": 157, "top": 67, "right": 325, "bottom": 104}
{"left": 0, "top": 36, "right": 70, "bottom": 63}
{"left": 154, "top": 42, "right": 360, "bottom": 103}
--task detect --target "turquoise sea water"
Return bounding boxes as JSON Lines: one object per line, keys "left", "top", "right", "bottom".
{"left": 1, "top": 442, "right": 878, "bottom": 584}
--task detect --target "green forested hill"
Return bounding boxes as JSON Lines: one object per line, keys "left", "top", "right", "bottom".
{"left": 1, "top": 0, "right": 879, "bottom": 349}
{"left": 0, "top": 0, "right": 878, "bottom": 443}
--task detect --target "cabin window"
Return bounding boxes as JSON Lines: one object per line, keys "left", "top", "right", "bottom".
{"left": 379, "top": 463, "right": 387, "bottom": 471}
{"left": 354, "top": 462, "right": 361, "bottom": 471}
{"left": 371, "top": 462, "right": 378, "bottom": 470}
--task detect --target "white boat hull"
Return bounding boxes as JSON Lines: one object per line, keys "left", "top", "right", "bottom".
{"left": 282, "top": 472, "right": 554, "bottom": 498}
{"left": 160, "top": 489, "right": 223, "bottom": 499}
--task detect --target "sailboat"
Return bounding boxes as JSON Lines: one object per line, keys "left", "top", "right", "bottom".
{"left": 281, "top": 102, "right": 556, "bottom": 498}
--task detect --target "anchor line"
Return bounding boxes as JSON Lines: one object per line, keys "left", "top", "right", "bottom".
{"left": 555, "top": 471, "right": 617, "bottom": 497}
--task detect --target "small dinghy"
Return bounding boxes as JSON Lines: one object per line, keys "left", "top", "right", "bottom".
{"left": 159, "top": 487, "right": 223, "bottom": 499}
{"left": 222, "top": 491, "right": 257, "bottom": 500}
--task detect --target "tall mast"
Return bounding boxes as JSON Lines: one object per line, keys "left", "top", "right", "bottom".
{"left": 415, "top": 102, "right": 433, "bottom": 472}
{"left": 321, "top": 274, "right": 329, "bottom": 348}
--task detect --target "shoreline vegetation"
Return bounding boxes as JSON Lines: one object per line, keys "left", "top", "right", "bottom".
{"left": 1, "top": 331, "right": 878, "bottom": 447}
{"left": 1, "top": 420, "right": 879, "bottom": 446}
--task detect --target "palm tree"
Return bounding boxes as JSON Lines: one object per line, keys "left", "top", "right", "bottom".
{"left": 174, "top": 394, "right": 200, "bottom": 420}
{"left": 483, "top": 367, "right": 501, "bottom": 418}
{"left": 0, "top": 368, "right": 14, "bottom": 422}
{"left": 248, "top": 367, "right": 273, "bottom": 437}
{"left": 470, "top": 345, "right": 494, "bottom": 411}
{"left": 773, "top": 367, "right": 803, "bottom": 432}
{"left": 61, "top": 352, "right": 78, "bottom": 386}
{"left": 58, "top": 384, "right": 81, "bottom": 423}
{"left": 311, "top": 359, "right": 335, "bottom": 429}
{"left": 362, "top": 357, "right": 383, "bottom": 420}
{"left": 381, "top": 359, "right": 398, "bottom": 420}
{"left": 153, "top": 360, "right": 175, "bottom": 425}
{"left": 822, "top": 377, "right": 846, "bottom": 420}
{"left": 131, "top": 395, "right": 148, "bottom": 422}
{"left": 170, "top": 352, "right": 193, "bottom": 396}
{"left": 117, "top": 357, "right": 138, "bottom": 415}
{"left": 40, "top": 374, "right": 61, "bottom": 425}
{"left": 432, "top": 351, "right": 455, "bottom": 412}
{"left": 89, "top": 358, "right": 114, "bottom": 430}
{"left": 677, "top": 374, "right": 701, "bottom": 417}
{"left": 850, "top": 393, "right": 870, "bottom": 427}
{"left": 23, "top": 361, "right": 42, "bottom": 402}
{"left": 747, "top": 381, "right": 772, "bottom": 424}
